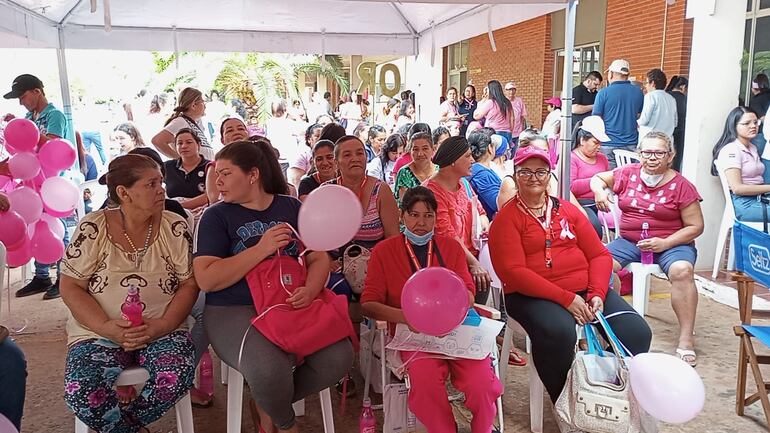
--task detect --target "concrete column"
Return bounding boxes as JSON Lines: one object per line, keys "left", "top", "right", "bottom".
{"left": 406, "top": 36, "right": 443, "bottom": 127}
{"left": 683, "top": 0, "right": 747, "bottom": 269}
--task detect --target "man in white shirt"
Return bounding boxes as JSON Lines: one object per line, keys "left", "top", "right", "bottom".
{"left": 265, "top": 100, "right": 300, "bottom": 176}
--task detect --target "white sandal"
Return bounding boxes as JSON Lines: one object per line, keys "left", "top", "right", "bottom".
{"left": 675, "top": 347, "right": 697, "bottom": 367}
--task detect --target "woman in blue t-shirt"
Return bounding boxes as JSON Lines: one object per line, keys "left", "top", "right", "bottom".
{"left": 467, "top": 129, "right": 503, "bottom": 219}
{"left": 193, "top": 139, "right": 353, "bottom": 433}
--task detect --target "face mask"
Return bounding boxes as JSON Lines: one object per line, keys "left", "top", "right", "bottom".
{"left": 404, "top": 227, "right": 434, "bottom": 246}
{"left": 640, "top": 171, "right": 664, "bottom": 187}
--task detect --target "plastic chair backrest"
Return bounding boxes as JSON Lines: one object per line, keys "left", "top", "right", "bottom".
{"left": 614, "top": 149, "right": 640, "bottom": 168}
{"left": 714, "top": 159, "right": 737, "bottom": 222}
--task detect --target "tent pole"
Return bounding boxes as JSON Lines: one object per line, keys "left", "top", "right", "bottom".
{"left": 558, "top": 0, "right": 577, "bottom": 200}
{"left": 56, "top": 27, "right": 79, "bottom": 171}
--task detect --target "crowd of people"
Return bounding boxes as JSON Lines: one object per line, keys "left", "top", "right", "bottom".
{"left": 0, "top": 59, "right": 769, "bottom": 433}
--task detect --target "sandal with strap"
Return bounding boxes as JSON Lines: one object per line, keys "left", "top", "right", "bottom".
{"left": 675, "top": 347, "right": 697, "bottom": 367}
{"left": 508, "top": 348, "right": 527, "bottom": 366}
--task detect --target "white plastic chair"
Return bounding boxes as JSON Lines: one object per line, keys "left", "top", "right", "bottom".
{"left": 613, "top": 149, "right": 640, "bottom": 168}
{"left": 225, "top": 365, "right": 335, "bottom": 433}
{"left": 74, "top": 366, "right": 194, "bottom": 433}
{"left": 712, "top": 160, "right": 765, "bottom": 278}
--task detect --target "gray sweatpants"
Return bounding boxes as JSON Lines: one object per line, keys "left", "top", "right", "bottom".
{"left": 204, "top": 304, "right": 353, "bottom": 429}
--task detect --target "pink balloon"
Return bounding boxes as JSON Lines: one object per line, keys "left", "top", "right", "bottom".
{"left": 40, "top": 177, "right": 79, "bottom": 216}
{"left": 0, "top": 210, "right": 27, "bottom": 250}
{"left": 298, "top": 185, "right": 363, "bottom": 251}
{"left": 3, "top": 142, "right": 17, "bottom": 155}
{"left": 8, "top": 152, "right": 40, "bottom": 180}
{"left": 38, "top": 138, "right": 76, "bottom": 172}
{"left": 401, "top": 267, "right": 470, "bottom": 336}
{"left": 31, "top": 220, "right": 64, "bottom": 264}
{"left": 629, "top": 352, "right": 705, "bottom": 424}
{"left": 3, "top": 118, "right": 38, "bottom": 152}
{"left": 6, "top": 234, "right": 31, "bottom": 268}
{"left": 8, "top": 186, "right": 43, "bottom": 224}
{"left": 40, "top": 213, "right": 66, "bottom": 239}
{"left": 0, "top": 413, "right": 19, "bottom": 433}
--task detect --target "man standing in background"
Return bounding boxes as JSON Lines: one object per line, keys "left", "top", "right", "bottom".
{"left": 505, "top": 81, "right": 527, "bottom": 146}
{"left": 572, "top": 71, "right": 603, "bottom": 126}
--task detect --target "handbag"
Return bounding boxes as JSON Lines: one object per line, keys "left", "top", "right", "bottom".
{"left": 246, "top": 231, "right": 357, "bottom": 359}
{"left": 555, "top": 312, "right": 657, "bottom": 433}
{"left": 342, "top": 244, "right": 371, "bottom": 294}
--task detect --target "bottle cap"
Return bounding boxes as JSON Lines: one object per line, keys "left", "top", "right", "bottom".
{"left": 127, "top": 284, "right": 139, "bottom": 295}
{"left": 362, "top": 397, "right": 371, "bottom": 407}
{"left": 642, "top": 222, "right": 649, "bottom": 229}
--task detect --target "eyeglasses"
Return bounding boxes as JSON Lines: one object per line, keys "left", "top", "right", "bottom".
{"left": 515, "top": 169, "right": 550, "bottom": 180}
{"left": 738, "top": 120, "right": 761, "bottom": 127}
{"left": 639, "top": 150, "right": 669, "bottom": 159}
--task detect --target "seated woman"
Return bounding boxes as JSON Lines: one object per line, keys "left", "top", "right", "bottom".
{"left": 60, "top": 154, "right": 198, "bottom": 432}
{"left": 194, "top": 139, "right": 353, "bottom": 433}
{"left": 367, "top": 133, "right": 403, "bottom": 191}
{"left": 712, "top": 106, "right": 770, "bottom": 222}
{"left": 592, "top": 131, "right": 703, "bottom": 366}
{"left": 287, "top": 123, "right": 323, "bottom": 187}
{"left": 163, "top": 128, "right": 210, "bottom": 210}
{"left": 490, "top": 145, "right": 652, "bottom": 403}
{"left": 570, "top": 116, "right": 611, "bottom": 238}
{"left": 425, "top": 136, "right": 492, "bottom": 297}
{"left": 393, "top": 123, "right": 432, "bottom": 176}
{"left": 361, "top": 186, "right": 502, "bottom": 433}
{"left": 394, "top": 132, "right": 437, "bottom": 206}
{"left": 297, "top": 139, "right": 337, "bottom": 201}
{"left": 467, "top": 130, "right": 503, "bottom": 220}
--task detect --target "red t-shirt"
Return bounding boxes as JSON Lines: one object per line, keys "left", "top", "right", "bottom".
{"left": 424, "top": 179, "right": 486, "bottom": 256}
{"left": 612, "top": 164, "right": 702, "bottom": 243}
{"left": 361, "top": 235, "right": 475, "bottom": 333}
{"left": 488, "top": 197, "right": 612, "bottom": 307}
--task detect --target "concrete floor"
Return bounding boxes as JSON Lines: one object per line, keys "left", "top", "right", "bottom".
{"left": 4, "top": 266, "right": 770, "bottom": 433}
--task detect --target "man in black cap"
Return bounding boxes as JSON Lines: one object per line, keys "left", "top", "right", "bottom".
{"left": 4, "top": 74, "right": 75, "bottom": 300}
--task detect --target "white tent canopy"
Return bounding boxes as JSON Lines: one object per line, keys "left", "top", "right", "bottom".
{"left": 1, "top": 0, "right": 567, "bottom": 55}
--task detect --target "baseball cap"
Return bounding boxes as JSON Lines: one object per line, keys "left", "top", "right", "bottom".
{"left": 513, "top": 145, "right": 551, "bottom": 167}
{"left": 607, "top": 59, "right": 630, "bottom": 75}
{"left": 579, "top": 116, "right": 611, "bottom": 142}
{"left": 544, "top": 97, "right": 561, "bottom": 108}
{"left": 504, "top": 82, "right": 516, "bottom": 90}
{"left": 491, "top": 134, "right": 509, "bottom": 159}
{"left": 4, "top": 74, "right": 44, "bottom": 99}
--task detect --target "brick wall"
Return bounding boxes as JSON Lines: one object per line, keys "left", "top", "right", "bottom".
{"left": 467, "top": 15, "right": 552, "bottom": 128}
{"left": 603, "top": 0, "right": 693, "bottom": 81}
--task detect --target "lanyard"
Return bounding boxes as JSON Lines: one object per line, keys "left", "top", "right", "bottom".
{"left": 338, "top": 175, "right": 368, "bottom": 202}
{"left": 516, "top": 195, "right": 554, "bottom": 268}
{"left": 404, "top": 235, "right": 433, "bottom": 271}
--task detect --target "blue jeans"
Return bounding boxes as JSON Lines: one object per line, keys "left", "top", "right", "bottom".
{"left": 34, "top": 216, "right": 74, "bottom": 280}
{"left": 0, "top": 338, "right": 27, "bottom": 431}
{"left": 732, "top": 194, "right": 768, "bottom": 223}
{"left": 751, "top": 133, "right": 770, "bottom": 184}
{"left": 81, "top": 131, "right": 107, "bottom": 164}
{"left": 190, "top": 292, "right": 209, "bottom": 364}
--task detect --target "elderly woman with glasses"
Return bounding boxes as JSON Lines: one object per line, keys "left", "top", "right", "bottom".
{"left": 490, "top": 145, "right": 651, "bottom": 405}
{"left": 591, "top": 131, "right": 703, "bottom": 367}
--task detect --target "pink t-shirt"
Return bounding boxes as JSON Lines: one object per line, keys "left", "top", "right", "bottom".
{"left": 570, "top": 151, "right": 610, "bottom": 199}
{"left": 511, "top": 97, "right": 528, "bottom": 136}
{"left": 424, "top": 179, "right": 486, "bottom": 255}
{"left": 612, "top": 164, "right": 701, "bottom": 243}
{"left": 393, "top": 153, "right": 413, "bottom": 176}
{"left": 477, "top": 99, "right": 512, "bottom": 133}
{"left": 716, "top": 140, "right": 766, "bottom": 185}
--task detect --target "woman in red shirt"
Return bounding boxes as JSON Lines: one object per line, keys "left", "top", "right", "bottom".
{"left": 489, "top": 146, "right": 651, "bottom": 403}
{"left": 362, "top": 186, "right": 502, "bottom": 433}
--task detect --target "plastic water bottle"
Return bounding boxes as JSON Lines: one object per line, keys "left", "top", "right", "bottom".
{"left": 640, "top": 222, "right": 654, "bottom": 265}
{"left": 121, "top": 284, "right": 144, "bottom": 326}
{"left": 359, "top": 397, "right": 376, "bottom": 433}
{"left": 199, "top": 350, "right": 214, "bottom": 397}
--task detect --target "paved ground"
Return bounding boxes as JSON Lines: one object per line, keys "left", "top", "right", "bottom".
{"left": 3, "top": 267, "right": 770, "bottom": 433}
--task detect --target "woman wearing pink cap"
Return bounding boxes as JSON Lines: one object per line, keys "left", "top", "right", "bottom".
{"left": 541, "top": 97, "right": 562, "bottom": 140}
{"left": 489, "top": 145, "right": 651, "bottom": 404}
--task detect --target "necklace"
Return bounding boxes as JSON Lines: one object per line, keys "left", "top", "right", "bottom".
{"left": 339, "top": 175, "right": 368, "bottom": 201}
{"left": 119, "top": 208, "right": 153, "bottom": 268}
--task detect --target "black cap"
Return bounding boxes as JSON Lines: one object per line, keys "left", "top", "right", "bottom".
{"left": 4, "top": 74, "right": 44, "bottom": 99}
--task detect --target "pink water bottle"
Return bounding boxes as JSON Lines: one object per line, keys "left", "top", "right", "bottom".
{"left": 359, "top": 397, "right": 376, "bottom": 433}
{"left": 121, "top": 284, "right": 144, "bottom": 326}
{"left": 640, "top": 222, "right": 654, "bottom": 265}
{"left": 198, "top": 350, "right": 214, "bottom": 397}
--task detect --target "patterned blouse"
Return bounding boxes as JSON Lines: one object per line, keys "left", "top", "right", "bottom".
{"left": 61, "top": 209, "right": 193, "bottom": 346}
{"left": 394, "top": 164, "right": 439, "bottom": 206}
{"left": 325, "top": 177, "right": 386, "bottom": 250}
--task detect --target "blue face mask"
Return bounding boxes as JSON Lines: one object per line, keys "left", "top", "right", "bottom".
{"left": 404, "top": 227, "right": 434, "bottom": 246}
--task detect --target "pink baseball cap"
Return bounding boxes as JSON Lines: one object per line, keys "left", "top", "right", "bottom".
{"left": 513, "top": 145, "right": 551, "bottom": 167}
{"left": 544, "top": 97, "right": 561, "bottom": 108}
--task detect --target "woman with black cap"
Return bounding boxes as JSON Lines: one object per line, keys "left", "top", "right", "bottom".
{"left": 424, "top": 135, "right": 492, "bottom": 296}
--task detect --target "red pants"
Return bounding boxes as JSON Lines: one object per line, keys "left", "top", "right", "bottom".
{"left": 400, "top": 352, "right": 503, "bottom": 433}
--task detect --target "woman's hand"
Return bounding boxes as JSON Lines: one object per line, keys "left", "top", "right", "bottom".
{"left": 589, "top": 296, "right": 604, "bottom": 314}
{"left": 567, "top": 294, "right": 594, "bottom": 325}
{"left": 594, "top": 189, "right": 613, "bottom": 213}
{"left": 256, "top": 224, "right": 293, "bottom": 254}
{"left": 96, "top": 319, "right": 134, "bottom": 347}
{"left": 288, "top": 285, "right": 322, "bottom": 309}
{"left": 470, "top": 265, "right": 492, "bottom": 292}
{"left": 0, "top": 193, "right": 9, "bottom": 212}
{"left": 121, "top": 318, "right": 170, "bottom": 350}
{"left": 636, "top": 237, "right": 669, "bottom": 253}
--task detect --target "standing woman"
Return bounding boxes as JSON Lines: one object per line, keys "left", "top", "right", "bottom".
{"left": 439, "top": 87, "right": 463, "bottom": 132}
{"left": 288, "top": 123, "right": 323, "bottom": 187}
{"left": 298, "top": 139, "right": 337, "bottom": 201}
{"left": 474, "top": 80, "right": 513, "bottom": 143}
{"left": 368, "top": 133, "right": 404, "bottom": 191}
{"left": 113, "top": 122, "right": 157, "bottom": 158}
{"left": 397, "top": 100, "right": 416, "bottom": 128}
{"left": 364, "top": 124, "right": 387, "bottom": 163}
{"left": 194, "top": 140, "right": 353, "bottom": 433}
{"left": 458, "top": 85, "right": 478, "bottom": 138}
{"left": 163, "top": 128, "right": 210, "bottom": 210}
{"left": 425, "top": 136, "right": 492, "bottom": 296}
{"left": 665, "top": 76, "right": 688, "bottom": 171}
{"left": 340, "top": 91, "right": 363, "bottom": 134}
{"left": 394, "top": 132, "right": 437, "bottom": 206}
{"left": 152, "top": 87, "right": 214, "bottom": 160}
